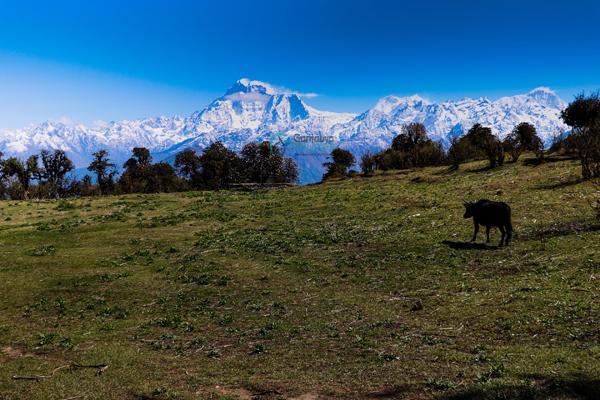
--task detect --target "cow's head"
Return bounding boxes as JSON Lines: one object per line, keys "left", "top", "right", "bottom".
{"left": 463, "top": 202, "right": 475, "bottom": 218}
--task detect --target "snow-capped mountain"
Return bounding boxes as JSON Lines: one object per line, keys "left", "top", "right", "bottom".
{"left": 156, "top": 79, "right": 356, "bottom": 182}
{"left": 0, "top": 80, "right": 569, "bottom": 184}
{"left": 329, "top": 87, "right": 567, "bottom": 151}
{"left": 0, "top": 117, "right": 190, "bottom": 167}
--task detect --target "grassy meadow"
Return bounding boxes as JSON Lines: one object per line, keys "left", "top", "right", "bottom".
{"left": 0, "top": 155, "right": 599, "bottom": 399}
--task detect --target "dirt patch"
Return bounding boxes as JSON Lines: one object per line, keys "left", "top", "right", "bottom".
{"left": 290, "top": 394, "right": 320, "bottom": 400}
{"left": 212, "top": 387, "right": 323, "bottom": 400}
{"left": 2, "top": 346, "right": 32, "bottom": 359}
{"left": 213, "top": 386, "right": 253, "bottom": 399}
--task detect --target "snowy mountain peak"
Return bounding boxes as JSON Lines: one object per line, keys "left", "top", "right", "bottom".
{"left": 372, "top": 96, "right": 402, "bottom": 113}
{"left": 526, "top": 86, "right": 564, "bottom": 108}
{"left": 337, "top": 86, "right": 568, "bottom": 162}
{"left": 400, "top": 94, "right": 429, "bottom": 104}
{"left": 372, "top": 95, "right": 429, "bottom": 114}
{"left": 528, "top": 86, "right": 555, "bottom": 95}
{"left": 226, "top": 78, "right": 280, "bottom": 96}
{"left": 185, "top": 79, "right": 318, "bottom": 134}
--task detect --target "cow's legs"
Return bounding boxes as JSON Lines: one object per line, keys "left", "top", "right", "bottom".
{"left": 485, "top": 226, "right": 491, "bottom": 243}
{"left": 505, "top": 224, "right": 512, "bottom": 245}
{"left": 471, "top": 222, "right": 479, "bottom": 242}
{"left": 498, "top": 225, "right": 506, "bottom": 247}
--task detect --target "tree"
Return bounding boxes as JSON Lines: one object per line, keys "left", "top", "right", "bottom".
{"left": 87, "top": 150, "right": 116, "bottom": 195}
{"left": 561, "top": 92, "right": 600, "bottom": 129}
{"left": 360, "top": 152, "right": 377, "bottom": 175}
{"left": 38, "top": 150, "right": 75, "bottom": 198}
{"left": 126, "top": 147, "right": 152, "bottom": 169}
{"left": 323, "top": 148, "right": 355, "bottom": 180}
{"left": 198, "top": 142, "right": 241, "bottom": 189}
{"left": 412, "top": 140, "right": 445, "bottom": 167}
{"left": 503, "top": 122, "right": 543, "bottom": 162}
{"left": 117, "top": 147, "right": 182, "bottom": 193}
{"left": 239, "top": 141, "right": 298, "bottom": 184}
{"left": 391, "top": 123, "right": 429, "bottom": 153}
{"left": 447, "top": 136, "right": 477, "bottom": 170}
{"left": 561, "top": 92, "right": 600, "bottom": 179}
{"left": 147, "top": 162, "right": 181, "bottom": 193}
{"left": 118, "top": 147, "right": 153, "bottom": 193}
{"left": 279, "top": 157, "right": 299, "bottom": 184}
{"left": 80, "top": 175, "right": 95, "bottom": 196}
{"left": 175, "top": 149, "right": 202, "bottom": 188}
{"left": 464, "top": 124, "right": 504, "bottom": 168}
{"left": 0, "top": 152, "right": 6, "bottom": 198}
{"left": 373, "top": 124, "right": 444, "bottom": 171}
{"left": 1, "top": 156, "right": 39, "bottom": 199}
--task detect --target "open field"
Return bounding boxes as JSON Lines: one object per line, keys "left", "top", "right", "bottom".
{"left": 1, "top": 156, "right": 599, "bottom": 399}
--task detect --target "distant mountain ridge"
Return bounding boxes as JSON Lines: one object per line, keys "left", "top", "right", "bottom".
{"left": 0, "top": 79, "right": 568, "bottom": 183}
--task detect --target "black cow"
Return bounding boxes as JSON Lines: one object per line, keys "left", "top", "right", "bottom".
{"left": 463, "top": 199, "right": 513, "bottom": 246}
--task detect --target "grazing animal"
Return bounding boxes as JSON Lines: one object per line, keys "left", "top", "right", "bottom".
{"left": 463, "top": 199, "right": 513, "bottom": 246}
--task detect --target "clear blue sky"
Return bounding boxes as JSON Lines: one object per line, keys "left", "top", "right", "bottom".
{"left": 1, "top": 0, "right": 599, "bottom": 129}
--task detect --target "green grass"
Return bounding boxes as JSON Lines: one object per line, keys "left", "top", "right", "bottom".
{"left": 1, "top": 155, "right": 599, "bottom": 399}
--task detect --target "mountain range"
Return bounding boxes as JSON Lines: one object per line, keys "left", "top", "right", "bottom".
{"left": 0, "top": 79, "right": 568, "bottom": 183}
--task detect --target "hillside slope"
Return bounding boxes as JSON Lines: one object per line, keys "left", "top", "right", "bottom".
{"left": 0, "top": 156, "right": 599, "bottom": 399}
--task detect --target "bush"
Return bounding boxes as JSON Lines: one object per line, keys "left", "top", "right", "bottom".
{"left": 447, "top": 136, "right": 478, "bottom": 169}
{"left": 503, "top": 122, "right": 544, "bottom": 162}
{"left": 463, "top": 124, "right": 504, "bottom": 168}
{"left": 360, "top": 152, "right": 377, "bottom": 175}
{"left": 371, "top": 123, "right": 445, "bottom": 172}
{"left": 323, "top": 148, "right": 355, "bottom": 180}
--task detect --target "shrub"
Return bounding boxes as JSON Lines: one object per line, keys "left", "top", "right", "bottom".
{"left": 503, "top": 122, "right": 544, "bottom": 162}
{"left": 323, "top": 148, "right": 355, "bottom": 180}
{"left": 447, "top": 136, "right": 478, "bottom": 169}
{"left": 360, "top": 152, "right": 377, "bottom": 175}
{"left": 372, "top": 123, "right": 445, "bottom": 172}
{"left": 464, "top": 124, "right": 504, "bottom": 168}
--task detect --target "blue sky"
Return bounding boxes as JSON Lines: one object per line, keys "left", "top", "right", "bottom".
{"left": 1, "top": 0, "right": 599, "bottom": 129}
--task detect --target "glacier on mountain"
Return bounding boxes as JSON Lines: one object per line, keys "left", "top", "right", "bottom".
{"left": 0, "top": 79, "right": 569, "bottom": 184}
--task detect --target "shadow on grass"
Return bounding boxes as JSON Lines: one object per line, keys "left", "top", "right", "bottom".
{"left": 520, "top": 220, "right": 600, "bottom": 241}
{"left": 439, "top": 374, "right": 600, "bottom": 400}
{"left": 432, "top": 166, "right": 459, "bottom": 176}
{"left": 466, "top": 165, "right": 495, "bottom": 173}
{"left": 522, "top": 155, "right": 578, "bottom": 167}
{"left": 442, "top": 240, "right": 498, "bottom": 250}
{"left": 534, "top": 176, "right": 585, "bottom": 190}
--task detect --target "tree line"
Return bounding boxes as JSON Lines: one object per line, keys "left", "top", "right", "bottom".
{"left": 324, "top": 93, "right": 600, "bottom": 181}
{"left": 323, "top": 121, "right": 544, "bottom": 180}
{"left": 1, "top": 93, "right": 598, "bottom": 199}
{"left": 0, "top": 141, "right": 298, "bottom": 200}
